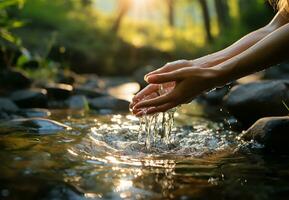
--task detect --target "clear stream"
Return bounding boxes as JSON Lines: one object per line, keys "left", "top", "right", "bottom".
{"left": 0, "top": 102, "right": 289, "bottom": 200}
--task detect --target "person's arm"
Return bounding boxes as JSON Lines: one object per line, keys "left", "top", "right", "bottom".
{"left": 192, "top": 11, "right": 288, "bottom": 68}
{"left": 214, "top": 21, "right": 289, "bottom": 85}
{"left": 133, "top": 22, "right": 289, "bottom": 115}
{"left": 145, "top": 11, "right": 288, "bottom": 79}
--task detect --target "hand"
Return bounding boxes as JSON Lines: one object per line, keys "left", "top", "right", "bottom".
{"left": 144, "top": 59, "right": 194, "bottom": 81}
{"left": 129, "top": 82, "right": 175, "bottom": 116}
{"left": 132, "top": 67, "right": 220, "bottom": 115}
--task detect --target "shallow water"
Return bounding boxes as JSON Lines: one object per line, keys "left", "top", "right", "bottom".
{"left": 1, "top": 103, "right": 289, "bottom": 200}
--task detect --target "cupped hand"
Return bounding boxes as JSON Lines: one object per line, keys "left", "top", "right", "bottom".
{"left": 132, "top": 67, "right": 220, "bottom": 116}
{"left": 129, "top": 82, "right": 175, "bottom": 115}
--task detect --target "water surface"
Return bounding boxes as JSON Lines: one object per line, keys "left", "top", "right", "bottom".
{"left": 1, "top": 103, "right": 289, "bottom": 200}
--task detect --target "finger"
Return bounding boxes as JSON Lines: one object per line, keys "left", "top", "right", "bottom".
{"left": 133, "top": 92, "right": 175, "bottom": 109}
{"left": 144, "top": 60, "right": 192, "bottom": 80}
{"left": 145, "top": 103, "right": 177, "bottom": 115}
{"left": 132, "top": 84, "right": 159, "bottom": 101}
{"left": 130, "top": 84, "right": 160, "bottom": 108}
{"left": 146, "top": 68, "right": 191, "bottom": 84}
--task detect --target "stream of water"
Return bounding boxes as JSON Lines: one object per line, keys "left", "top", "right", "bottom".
{"left": 0, "top": 103, "right": 289, "bottom": 199}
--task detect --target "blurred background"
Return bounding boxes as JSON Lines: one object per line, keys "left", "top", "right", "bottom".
{"left": 0, "top": 0, "right": 275, "bottom": 77}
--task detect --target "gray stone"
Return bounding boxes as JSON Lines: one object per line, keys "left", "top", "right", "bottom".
{"left": 89, "top": 96, "right": 129, "bottom": 111}
{"left": 73, "top": 87, "right": 107, "bottom": 98}
{"left": 17, "top": 108, "right": 51, "bottom": 118}
{"left": 10, "top": 88, "right": 48, "bottom": 108}
{"left": 263, "top": 62, "right": 289, "bottom": 80}
{"left": 242, "top": 116, "right": 289, "bottom": 153}
{"left": 0, "top": 98, "right": 19, "bottom": 112}
{"left": 224, "top": 80, "right": 289, "bottom": 126}
{"left": 67, "top": 95, "right": 89, "bottom": 110}
{"left": 45, "top": 84, "right": 73, "bottom": 100}
{"left": 202, "top": 86, "right": 231, "bottom": 105}
{"left": 0, "top": 118, "right": 72, "bottom": 134}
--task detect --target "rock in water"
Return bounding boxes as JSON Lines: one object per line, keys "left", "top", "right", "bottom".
{"left": 17, "top": 108, "right": 51, "bottom": 118}
{"left": 89, "top": 96, "right": 129, "bottom": 111}
{"left": 224, "top": 80, "right": 289, "bottom": 126}
{"left": 10, "top": 89, "right": 48, "bottom": 108}
{"left": 242, "top": 116, "right": 289, "bottom": 153}
{"left": 45, "top": 83, "right": 73, "bottom": 100}
{"left": 67, "top": 95, "right": 89, "bottom": 110}
{"left": 0, "top": 98, "right": 19, "bottom": 112}
{"left": 263, "top": 62, "right": 289, "bottom": 80}
{"left": 73, "top": 87, "right": 107, "bottom": 98}
{"left": 0, "top": 118, "right": 72, "bottom": 134}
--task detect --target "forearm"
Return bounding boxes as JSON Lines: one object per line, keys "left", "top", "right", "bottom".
{"left": 214, "top": 23, "right": 289, "bottom": 85}
{"left": 194, "top": 27, "right": 272, "bottom": 68}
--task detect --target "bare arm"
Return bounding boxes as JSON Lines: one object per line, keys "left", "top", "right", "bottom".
{"left": 214, "top": 21, "right": 289, "bottom": 85}
{"left": 145, "top": 12, "right": 288, "bottom": 78}
{"left": 193, "top": 11, "right": 288, "bottom": 67}
{"left": 132, "top": 16, "right": 289, "bottom": 115}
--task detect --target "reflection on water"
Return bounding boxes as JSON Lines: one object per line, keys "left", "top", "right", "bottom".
{"left": 1, "top": 104, "right": 289, "bottom": 199}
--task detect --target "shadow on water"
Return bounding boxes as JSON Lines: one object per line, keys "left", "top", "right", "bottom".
{"left": 1, "top": 102, "right": 289, "bottom": 200}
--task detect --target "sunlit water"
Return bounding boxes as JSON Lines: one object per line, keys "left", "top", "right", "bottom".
{"left": 1, "top": 103, "right": 289, "bottom": 200}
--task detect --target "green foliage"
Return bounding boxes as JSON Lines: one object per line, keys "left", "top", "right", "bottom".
{"left": 0, "top": 0, "right": 276, "bottom": 75}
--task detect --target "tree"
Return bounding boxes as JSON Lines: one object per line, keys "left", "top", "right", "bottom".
{"left": 166, "top": 0, "right": 175, "bottom": 27}
{"left": 198, "top": 0, "right": 213, "bottom": 43}
{"left": 214, "top": 0, "right": 230, "bottom": 32}
{"left": 112, "top": 0, "right": 132, "bottom": 33}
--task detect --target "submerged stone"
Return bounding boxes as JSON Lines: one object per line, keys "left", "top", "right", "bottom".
{"left": 242, "top": 116, "right": 289, "bottom": 153}
{"left": 224, "top": 80, "right": 289, "bottom": 127}
{"left": 0, "top": 118, "right": 71, "bottom": 134}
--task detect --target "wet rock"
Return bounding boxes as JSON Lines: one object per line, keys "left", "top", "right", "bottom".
{"left": 17, "top": 108, "right": 51, "bottom": 118}
{"left": 35, "top": 183, "right": 83, "bottom": 200}
{"left": 89, "top": 96, "right": 130, "bottom": 111}
{"left": 224, "top": 80, "right": 289, "bottom": 126}
{"left": 0, "top": 69, "right": 31, "bottom": 92}
{"left": 67, "top": 95, "right": 89, "bottom": 110}
{"left": 242, "top": 116, "right": 289, "bottom": 153}
{"left": 73, "top": 87, "right": 107, "bottom": 98}
{"left": 10, "top": 88, "right": 48, "bottom": 108}
{"left": 202, "top": 86, "right": 231, "bottom": 105}
{"left": 263, "top": 62, "right": 289, "bottom": 80}
{"left": 0, "top": 98, "right": 19, "bottom": 112}
{"left": 133, "top": 65, "right": 155, "bottom": 88}
{"left": 46, "top": 84, "right": 73, "bottom": 100}
{"left": 0, "top": 118, "right": 71, "bottom": 134}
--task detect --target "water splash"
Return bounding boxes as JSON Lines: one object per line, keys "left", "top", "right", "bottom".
{"left": 137, "top": 83, "right": 177, "bottom": 149}
{"left": 139, "top": 109, "right": 176, "bottom": 149}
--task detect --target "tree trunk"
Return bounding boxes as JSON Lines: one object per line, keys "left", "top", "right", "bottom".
{"left": 166, "top": 0, "right": 175, "bottom": 27}
{"left": 198, "top": 0, "right": 213, "bottom": 43}
{"left": 112, "top": 0, "right": 132, "bottom": 33}
{"left": 214, "top": 0, "right": 230, "bottom": 32}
